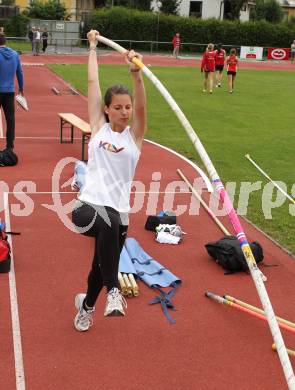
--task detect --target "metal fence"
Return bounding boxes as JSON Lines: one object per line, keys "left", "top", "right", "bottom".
{"left": 4, "top": 36, "right": 277, "bottom": 60}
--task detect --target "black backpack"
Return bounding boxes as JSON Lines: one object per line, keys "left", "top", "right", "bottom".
{"left": 0, "top": 148, "right": 18, "bottom": 167}
{"left": 205, "top": 235, "right": 264, "bottom": 274}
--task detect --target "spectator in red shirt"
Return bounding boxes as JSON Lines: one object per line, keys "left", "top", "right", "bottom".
{"left": 226, "top": 48, "right": 238, "bottom": 93}
{"left": 201, "top": 43, "right": 215, "bottom": 93}
{"left": 215, "top": 43, "right": 226, "bottom": 88}
{"left": 172, "top": 33, "right": 181, "bottom": 59}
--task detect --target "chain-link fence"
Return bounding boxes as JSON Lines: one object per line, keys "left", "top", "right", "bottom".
{"left": 4, "top": 36, "right": 277, "bottom": 60}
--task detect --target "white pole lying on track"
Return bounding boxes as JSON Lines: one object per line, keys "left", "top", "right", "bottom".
{"left": 97, "top": 35, "right": 295, "bottom": 389}
{"left": 177, "top": 169, "right": 231, "bottom": 236}
{"left": 245, "top": 154, "right": 295, "bottom": 205}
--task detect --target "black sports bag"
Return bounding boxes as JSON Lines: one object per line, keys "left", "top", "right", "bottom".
{"left": 205, "top": 235, "right": 264, "bottom": 274}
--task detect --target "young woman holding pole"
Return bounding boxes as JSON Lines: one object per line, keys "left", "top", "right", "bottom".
{"left": 72, "top": 30, "right": 147, "bottom": 332}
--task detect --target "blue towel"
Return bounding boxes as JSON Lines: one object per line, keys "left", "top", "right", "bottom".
{"left": 119, "top": 246, "right": 137, "bottom": 275}
{"left": 119, "top": 237, "right": 181, "bottom": 324}
{"left": 123, "top": 237, "right": 181, "bottom": 288}
{"left": 72, "top": 160, "right": 86, "bottom": 191}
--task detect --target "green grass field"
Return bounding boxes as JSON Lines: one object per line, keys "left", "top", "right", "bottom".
{"left": 8, "top": 40, "right": 31, "bottom": 52}
{"left": 48, "top": 63, "right": 295, "bottom": 254}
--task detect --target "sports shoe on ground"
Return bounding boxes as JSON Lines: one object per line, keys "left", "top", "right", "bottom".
{"left": 104, "top": 287, "right": 127, "bottom": 317}
{"left": 15, "top": 95, "right": 29, "bottom": 111}
{"left": 218, "top": 83, "right": 221, "bottom": 87}
{"left": 202, "top": 89, "right": 206, "bottom": 93}
{"left": 209, "top": 90, "right": 213, "bottom": 94}
{"left": 74, "top": 293, "right": 94, "bottom": 331}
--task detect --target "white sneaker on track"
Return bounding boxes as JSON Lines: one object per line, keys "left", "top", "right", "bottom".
{"left": 104, "top": 288, "right": 127, "bottom": 317}
{"left": 74, "top": 293, "right": 94, "bottom": 332}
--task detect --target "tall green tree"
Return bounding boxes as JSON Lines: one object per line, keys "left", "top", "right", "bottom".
{"left": 159, "top": 0, "right": 181, "bottom": 15}
{"left": 250, "top": 0, "right": 284, "bottom": 23}
{"left": 1, "top": 0, "right": 15, "bottom": 5}
{"left": 133, "top": 0, "right": 151, "bottom": 11}
{"left": 25, "top": 0, "right": 69, "bottom": 20}
{"left": 230, "top": 0, "right": 245, "bottom": 19}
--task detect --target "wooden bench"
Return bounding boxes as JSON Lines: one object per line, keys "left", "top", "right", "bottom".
{"left": 59, "top": 113, "right": 91, "bottom": 161}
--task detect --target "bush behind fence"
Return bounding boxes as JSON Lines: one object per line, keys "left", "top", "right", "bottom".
{"left": 84, "top": 7, "right": 295, "bottom": 50}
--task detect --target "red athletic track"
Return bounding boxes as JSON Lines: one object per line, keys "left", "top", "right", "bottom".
{"left": 21, "top": 51, "right": 295, "bottom": 71}
{"left": 0, "top": 55, "right": 294, "bottom": 390}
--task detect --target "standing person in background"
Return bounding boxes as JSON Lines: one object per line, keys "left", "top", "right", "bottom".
{"left": 0, "top": 34, "right": 24, "bottom": 151}
{"left": 226, "top": 48, "right": 238, "bottom": 94}
{"left": 28, "top": 27, "right": 34, "bottom": 53}
{"left": 33, "top": 27, "right": 41, "bottom": 56}
{"left": 201, "top": 43, "right": 215, "bottom": 93}
{"left": 291, "top": 40, "right": 295, "bottom": 63}
{"left": 41, "top": 28, "right": 48, "bottom": 53}
{"left": 214, "top": 43, "right": 226, "bottom": 88}
{"left": 172, "top": 33, "right": 181, "bottom": 59}
{"left": 0, "top": 27, "right": 4, "bottom": 34}
{"left": 72, "top": 30, "right": 147, "bottom": 332}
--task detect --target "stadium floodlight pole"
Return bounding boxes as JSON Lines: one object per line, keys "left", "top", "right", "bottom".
{"left": 96, "top": 34, "right": 295, "bottom": 389}
{"left": 245, "top": 154, "right": 295, "bottom": 205}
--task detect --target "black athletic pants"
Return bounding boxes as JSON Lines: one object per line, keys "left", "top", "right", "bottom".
{"left": 72, "top": 201, "right": 128, "bottom": 307}
{"left": 0, "top": 93, "right": 15, "bottom": 149}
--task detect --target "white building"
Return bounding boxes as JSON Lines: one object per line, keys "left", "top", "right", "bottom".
{"left": 152, "top": 0, "right": 255, "bottom": 22}
{"left": 277, "top": 0, "right": 295, "bottom": 20}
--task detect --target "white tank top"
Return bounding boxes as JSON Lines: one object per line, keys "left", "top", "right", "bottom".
{"left": 79, "top": 123, "right": 140, "bottom": 213}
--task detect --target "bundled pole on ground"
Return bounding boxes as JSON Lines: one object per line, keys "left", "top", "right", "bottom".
{"left": 118, "top": 272, "right": 128, "bottom": 296}
{"left": 122, "top": 273, "right": 133, "bottom": 297}
{"left": 118, "top": 272, "right": 139, "bottom": 297}
{"left": 245, "top": 154, "right": 295, "bottom": 205}
{"left": 177, "top": 169, "right": 231, "bottom": 236}
{"left": 224, "top": 295, "right": 295, "bottom": 330}
{"left": 273, "top": 344, "right": 295, "bottom": 358}
{"left": 97, "top": 34, "right": 295, "bottom": 388}
{"left": 206, "top": 292, "right": 295, "bottom": 335}
{"left": 128, "top": 273, "right": 139, "bottom": 296}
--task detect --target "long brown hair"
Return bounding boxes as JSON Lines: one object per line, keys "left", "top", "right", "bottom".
{"left": 104, "top": 84, "right": 132, "bottom": 122}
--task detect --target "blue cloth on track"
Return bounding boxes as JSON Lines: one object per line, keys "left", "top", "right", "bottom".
{"left": 119, "top": 237, "right": 181, "bottom": 324}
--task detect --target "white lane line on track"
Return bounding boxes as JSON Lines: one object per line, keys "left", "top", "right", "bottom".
{"left": 145, "top": 139, "right": 213, "bottom": 193}
{"left": 0, "top": 110, "right": 4, "bottom": 138}
{"left": 4, "top": 193, "right": 26, "bottom": 390}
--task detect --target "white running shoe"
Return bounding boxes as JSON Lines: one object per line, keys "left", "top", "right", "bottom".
{"left": 104, "top": 287, "right": 127, "bottom": 317}
{"left": 74, "top": 293, "right": 94, "bottom": 332}
{"left": 15, "top": 94, "right": 29, "bottom": 111}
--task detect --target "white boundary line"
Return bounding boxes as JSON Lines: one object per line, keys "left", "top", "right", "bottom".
{"left": 145, "top": 139, "right": 213, "bottom": 192}
{"left": 3, "top": 192, "right": 26, "bottom": 390}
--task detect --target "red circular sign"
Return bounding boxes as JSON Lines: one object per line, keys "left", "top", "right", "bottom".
{"left": 271, "top": 49, "right": 287, "bottom": 60}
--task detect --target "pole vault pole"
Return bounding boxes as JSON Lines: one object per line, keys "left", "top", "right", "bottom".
{"left": 96, "top": 34, "right": 295, "bottom": 388}
{"left": 206, "top": 292, "right": 295, "bottom": 335}
{"left": 245, "top": 154, "right": 295, "bottom": 205}
{"left": 177, "top": 169, "right": 231, "bottom": 236}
